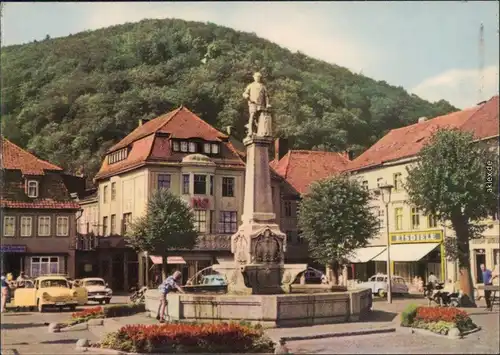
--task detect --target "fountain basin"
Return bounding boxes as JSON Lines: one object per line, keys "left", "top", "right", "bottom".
{"left": 145, "top": 288, "right": 372, "bottom": 327}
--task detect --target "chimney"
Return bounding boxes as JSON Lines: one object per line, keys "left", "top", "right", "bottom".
{"left": 340, "top": 151, "right": 351, "bottom": 161}
{"left": 274, "top": 138, "right": 289, "bottom": 161}
{"left": 138, "top": 118, "right": 150, "bottom": 126}
{"left": 418, "top": 117, "right": 427, "bottom": 123}
{"left": 226, "top": 126, "right": 233, "bottom": 136}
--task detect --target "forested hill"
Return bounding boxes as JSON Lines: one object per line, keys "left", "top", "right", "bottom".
{"left": 1, "top": 18, "right": 457, "bottom": 178}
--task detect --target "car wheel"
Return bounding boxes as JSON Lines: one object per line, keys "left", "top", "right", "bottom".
{"left": 69, "top": 305, "right": 76, "bottom": 311}
{"left": 29, "top": 306, "right": 35, "bottom": 312}
{"left": 449, "top": 300, "right": 459, "bottom": 307}
{"left": 378, "top": 289, "right": 386, "bottom": 298}
{"left": 37, "top": 299, "right": 44, "bottom": 313}
{"left": 99, "top": 300, "right": 104, "bottom": 305}
{"left": 105, "top": 299, "right": 111, "bottom": 304}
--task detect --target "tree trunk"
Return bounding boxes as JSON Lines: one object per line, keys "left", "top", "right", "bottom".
{"left": 453, "top": 215, "right": 476, "bottom": 307}
{"left": 161, "top": 255, "right": 167, "bottom": 280}
{"left": 327, "top": 262, "right": 340, "bottom": 285}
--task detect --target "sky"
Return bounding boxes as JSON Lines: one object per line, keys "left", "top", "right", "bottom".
{"left": 2, "top": 1, "right": 499, "bottom": 109}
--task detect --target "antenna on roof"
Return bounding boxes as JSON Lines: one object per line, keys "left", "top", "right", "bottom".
{"left": 478, "top": 23, "right": 485, "bottom": 104}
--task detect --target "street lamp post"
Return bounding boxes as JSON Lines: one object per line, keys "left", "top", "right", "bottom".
{"left": 379, "top": 183, "right": 394, "bottom": 304}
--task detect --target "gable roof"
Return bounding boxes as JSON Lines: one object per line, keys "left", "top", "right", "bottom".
{"left": 95, "top": 106, "right": 244, "bottom": 180}
{"left": 1, "top": 137, "right": 63, "bottom": 175}
{"left": 271, "top": 150, "right": 350, "bottom": 194}
{"left": 108, "top": 106, "right": 228, "bottom": 153}
{"left": 346, "top": 95, "right": 499, "bottom": 172}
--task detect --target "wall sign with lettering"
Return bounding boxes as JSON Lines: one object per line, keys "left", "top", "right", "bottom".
{"left": 191, "top": 197, "right": 210, "bottom": 209}
{"left": 390, "top": 231, "right": 443, "bottom": 244}
{"left": 0, "top": 245, "right": 27, "bottom": 253}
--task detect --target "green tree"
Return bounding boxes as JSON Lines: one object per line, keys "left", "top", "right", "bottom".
{"left": 125, "top": 189, "right": 198, "bottom": 276}
{"left": 405, "top": 129, "right": 498, "bottom": 305}
{"left": 297, "top": 175, "right": 379, "bottom": 284}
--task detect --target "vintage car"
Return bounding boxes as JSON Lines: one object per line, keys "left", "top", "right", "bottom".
{"left": 80, "top": 277, "right": 113, "bottom": 304}
{"left": 357, "top": 274, "right": 409, "bottom": 297}
{"left": 14, "top": 275, "right": 87, "bottom": 312}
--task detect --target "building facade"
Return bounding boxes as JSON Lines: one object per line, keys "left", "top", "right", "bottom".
{"left": 82, "top": 106, "right": 306, "bottom": 290}
{"left": 345, "top": 96, "right": 499, "bottom": 286}
{"left": 0, "top": 138, "right": 84, "bottom": 279}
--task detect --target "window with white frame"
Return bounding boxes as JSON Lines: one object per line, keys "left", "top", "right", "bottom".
{"left": 56, "top": 216, "right": 69, "bottom": 236}
{"left": 30, "top": 256, "right": 60, "bottom": 277}
{"left": 378, "top": 208, "right": 385, "bottom": 231}
{"left": 211, "top": 143, "right": 219, "bottom": 154}
{"left": 27, "top": 180, "right": 39, "bottom": 198}
{"left": 193, "top": 210, "right": 207, "bottom": 233}
{"left": 180, "top": 141, "right": 188, "bottom": 152}
{"left": 376, "top": 178, "right": 383, "bottom": 187}
{"left": 21, "top": 216, "right": 33, "bottom": 237}
{"left": 3, "top": 216, "right": 15, "bottom": 236}
{"left": 172, "top": 141, "right": 180, "bottom": 152}
{"left": 158, "top": 174, "right": 171, "bottom": 189}
{"left": 38, "top": 216, "right": 51, "bottom": 236}
{"left": 188, "top": 142, "right": 197, "bottom": 153}
{"left": 203, "top": 143, "right": 211, "bottom": 154}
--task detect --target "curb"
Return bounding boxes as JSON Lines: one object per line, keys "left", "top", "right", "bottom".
{"left": 279, "top": 327, "right": 396, "bottom": 341}
{"left": 461, "top": 326, "right": 482, "bottom": 336}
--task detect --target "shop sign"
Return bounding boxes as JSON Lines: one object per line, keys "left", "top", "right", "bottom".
{"left": 0, "top": 245, "right": 27, "bottom": 253}
{"left": 390, "top": 231, "right": 442, "bottom": 243}
{"left": 191, "top": 197, "right": 209, "bottom": 209}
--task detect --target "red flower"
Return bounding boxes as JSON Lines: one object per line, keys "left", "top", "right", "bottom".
{"left": 415, "top": 306, "right": 469, "bottom": 324}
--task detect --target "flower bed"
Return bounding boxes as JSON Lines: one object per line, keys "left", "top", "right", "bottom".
{"left": 98, "top": 322, "right": 275, "bottom": 353}
{"left": 68, "top": 304, "right": 146, "bottom": 326}
{"left": 400, "top": 304, "right": 477, "bottom": 335}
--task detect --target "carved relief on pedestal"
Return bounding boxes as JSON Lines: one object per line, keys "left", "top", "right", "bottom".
{"left": 231, "top": 233, "right": 248, "bottom": 264}
{"left": 282, "top": 271, "right": 292, "bottom": 284}
{"left": 252, "top": 228, "right": 283, "bottom": 263}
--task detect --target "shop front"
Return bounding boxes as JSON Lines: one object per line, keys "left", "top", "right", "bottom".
{"left": 372, "top": 230, "right": 445, "bottom": 285}
{"left": 347, "top": 246, "right": 387, "bottom": 281}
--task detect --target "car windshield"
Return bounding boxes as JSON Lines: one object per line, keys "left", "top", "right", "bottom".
{"left": 41, "top": 280, "right": 69, "bottom": 288}
{"left": 84, "top": 280, "right": 105, "bottom": 287}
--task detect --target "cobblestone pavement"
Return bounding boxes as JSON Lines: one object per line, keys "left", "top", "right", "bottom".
{"left": 1, "top": 311, "right": 98, "bottom": 355}
{"left": 1, "top": 296, "right": 130, "bottom": 354}
{"left": 288, "top": 299, "right": 500, "bottom": 354}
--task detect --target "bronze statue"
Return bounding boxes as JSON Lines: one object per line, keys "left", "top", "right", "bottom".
{"left": 242, "top": 72, "right": 270, "bottom": 137}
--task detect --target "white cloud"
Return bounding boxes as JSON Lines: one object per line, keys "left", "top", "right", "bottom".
{"left": 82, "top": 2, "right": 380, "bottom": 74}
{"left": 411, "top": 65, "right": 499, "bottom": 108}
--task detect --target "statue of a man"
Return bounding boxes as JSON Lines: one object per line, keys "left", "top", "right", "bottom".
{"left": 242, "top": 72, "right": 270, "bottom": 137}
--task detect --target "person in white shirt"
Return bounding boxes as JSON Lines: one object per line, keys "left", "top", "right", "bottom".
{"left": 427, "top": 272, "right": 439, "bottom": 286}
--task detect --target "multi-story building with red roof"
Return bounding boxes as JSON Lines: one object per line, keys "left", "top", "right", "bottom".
{"left": 0, "top": 137, "right": 85, "bottom": 278}
{"left": 84, "top": 106, "right": 306, "bottom": 290}
{"left": 344, "top": 96, "right": 499, "bottom": 286}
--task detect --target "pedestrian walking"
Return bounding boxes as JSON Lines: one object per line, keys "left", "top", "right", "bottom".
{"left": 480, "top": 263, "right": 498, "bottom": 310}
{"left": 157, "top": 270, "right": 185, "bottom": 323}
{"left": 1, "top": 273, "right": 10, "bottom": 312}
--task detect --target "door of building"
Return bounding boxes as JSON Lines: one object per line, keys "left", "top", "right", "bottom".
{"left": 475, "top": 249, "right": 486, "bottom": 283}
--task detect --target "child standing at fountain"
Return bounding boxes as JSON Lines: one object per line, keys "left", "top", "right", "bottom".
{"left": 157, "top": 270, "right": 185, "bottom": 323}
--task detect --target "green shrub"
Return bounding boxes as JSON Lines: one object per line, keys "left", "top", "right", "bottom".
{"left": 427, "top": 321, "right": 454, "bottom": 335}
{"left": 103, "top": 304, "right": 145, "bottom": 318}
{"left": 400, "top": 303, "right": 420, "bottom": 327}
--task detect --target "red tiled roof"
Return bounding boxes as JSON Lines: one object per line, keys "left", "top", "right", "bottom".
{"left": 0, "top": 199, "right": 80, "bottom": 210}
{"left": 346, "top": 95, "right": 499, "bottom": 172}
{"left": 271, "top": 150, "right": 350, "bottom": 194}
{"left": 95, "top": 107, "right": 244, "bottom": 180}
{"left": 108, "top": 106, "right": 228, "bottom": 153}
{"left": 1, "top": 137, "right": 63, "bottom": 175}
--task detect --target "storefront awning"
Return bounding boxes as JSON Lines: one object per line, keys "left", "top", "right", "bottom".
{"left": 372, "top": 243, "right": 440, "bottom": 262}
{"left": 216, "top": 256, "right": 234, "bottom": 264}
{"left": 149, "top": 256, "right": 187, "bottom": 264}
{"left": 347, "top": 246, "right": 386, "bottom": 263}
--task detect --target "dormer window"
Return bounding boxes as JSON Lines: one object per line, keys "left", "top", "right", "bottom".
{"left": 188, "top": 142, "right": 196, "bottom": 153}
{"left": 203, "top": 143, "right": 211, "bottom": 154}
{"left": 27, "top": 180, "right": 39, "bottom": 198}
{"left": 108, "top": 148, "right": 128, "bottom": 164}
{"left": 180, "top": 141, "right": 188, "bottom": 152}
{"left": 173, "top": 141, "right": 180, "bottom": 152}
{"left": 211, "top": 143, "right": 219, "bottom": 154}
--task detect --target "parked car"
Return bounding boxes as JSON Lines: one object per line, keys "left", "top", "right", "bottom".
{"left": 80, "top": 277, "right": 113, "bottom": 304}
{"left": 14, "top": 275, "right": 88, "bottom": 312}
{"left": 358, "top": 274, "right": 409, "bottom": 297}
{"left": 200, "top": 275, "right": 227, "bottom": 286}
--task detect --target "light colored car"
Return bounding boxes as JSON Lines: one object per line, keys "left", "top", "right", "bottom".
{"left": 14, "top": 275, "right": 87, "bottom": 312}
{"left": 80, "top": 277, "right": 113, "bottom": 304}
{"left": 358, "top": 274, "right": 409, "bottom": 297}
{"left": 200, "top": 275, "right": 227, "bottom": 286}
